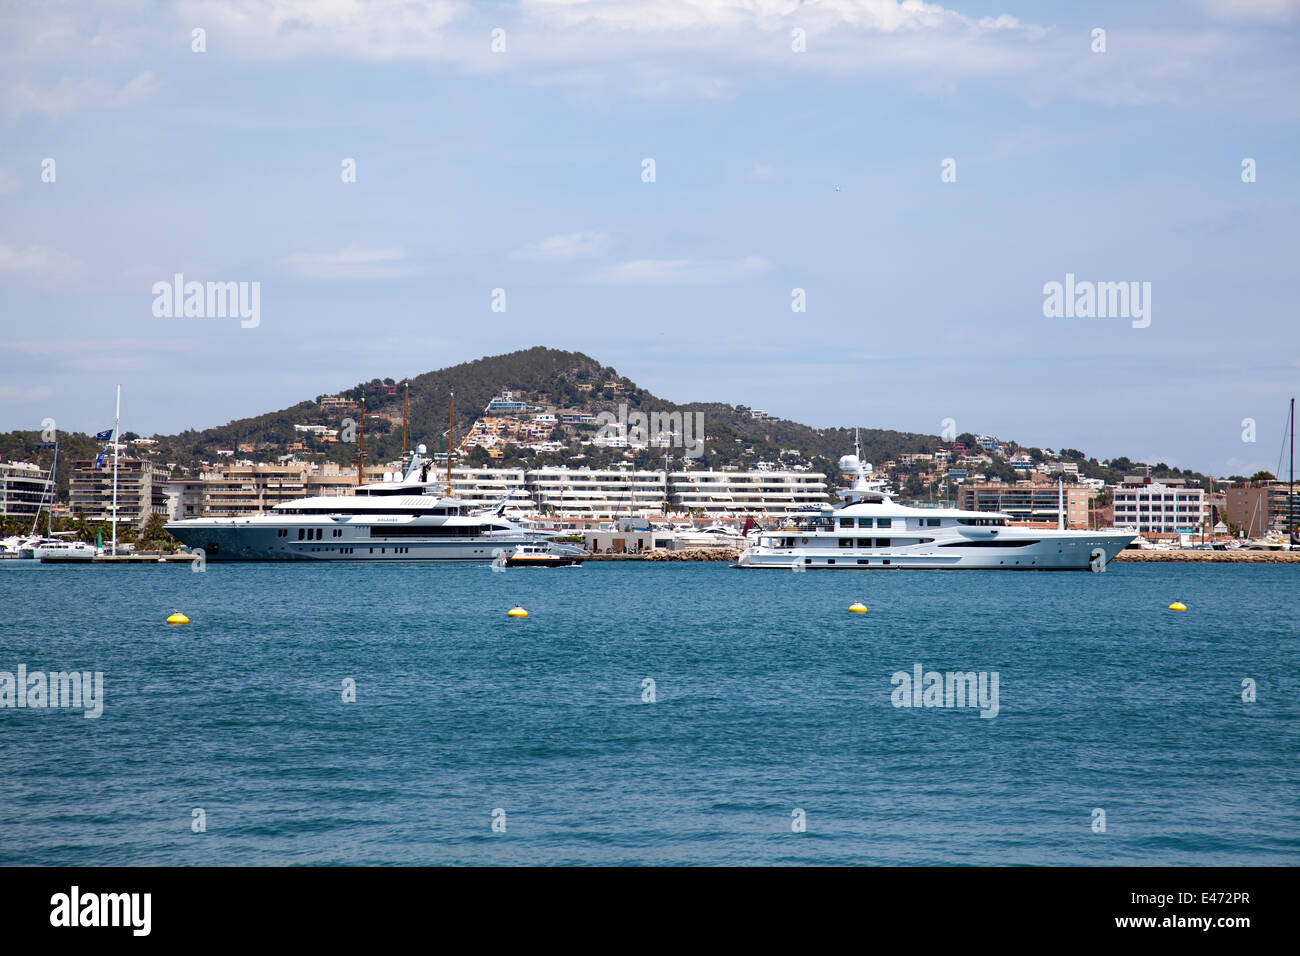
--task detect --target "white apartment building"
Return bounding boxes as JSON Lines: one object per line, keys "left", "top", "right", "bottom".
{"left": 446, "top": 467, "right": 529, "bottom": 509}
{"left": 668, "top": 470, "right": 828, "bottom": 517}
{"left": 528, "top": 467, "right": 667, "bottom": 517}
{"left": 0, "top": 461, "right": 53, "bottom": 520}
{"left": 1112, "top": 477, "right": 1206, "bottom": 534}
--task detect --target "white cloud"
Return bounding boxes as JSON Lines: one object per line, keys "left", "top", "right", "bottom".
{"left": 0, "top": 243, "right": 83, "bottom": 279}
{"left": 6, "top": 70, "right": 156, "bottom": 117}
{"left": 511, "top": 231, "right": 610, "bottom": 260}
{"left": 281, "top": 245, "right": 421, "bottom": 279}
{"left": 585, "top": 255, "right": 771, "bottom": 284}
{"left": 0, "top": 384, "right": 55, "bottom": 404}
{"left": 177, "top": 0, "right": 465, "bottom": 59}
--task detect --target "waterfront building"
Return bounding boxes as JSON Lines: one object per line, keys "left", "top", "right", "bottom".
{"left": 528, "top": 467, "right": 666, "bottom": 517}
{"left": 0, "top": 460, "right": 53, "bottom": 519}
{"left": 1111, "top": 476, "right": 1206, "bottom": 534}
{"left": 668, "top": 469, "right": 828, "bottom": 517}
{"left": 955, "top": 481, "right": 1092, "bottom": 528}
{"left": 69, "top": 457, "right": 165, "bottom": 528}
{"left": 1223, "top": 481, "right": 1300, "bottom": 537}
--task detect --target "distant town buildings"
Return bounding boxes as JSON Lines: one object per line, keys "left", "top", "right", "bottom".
{"left": 485, "top": 390, "right": 543, "bottom": 414}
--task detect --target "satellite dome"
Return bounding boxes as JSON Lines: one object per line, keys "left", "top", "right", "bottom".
{"left": 839, "top": 454, "right": 861, "bottom": 473}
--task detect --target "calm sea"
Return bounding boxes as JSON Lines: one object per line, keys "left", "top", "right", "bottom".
{"left": 1, "top": 560, "right": 1296, "bottom": 866}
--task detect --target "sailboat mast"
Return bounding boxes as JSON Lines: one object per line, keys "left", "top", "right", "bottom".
{"left": 48, "top": 440, "right": 58, "bottom": 538}
{"left": 357, "top": 395, "right": 365, "bottom": 487}
{"left": 1290, "top": 396, "right": 1295, "bottom": 545}
{"left": 111, "top": 384, "right": 120, "bottom": 556}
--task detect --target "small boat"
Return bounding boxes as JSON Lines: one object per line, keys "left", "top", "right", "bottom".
{"left": 503, "top": 543, "right": 586, "bottom": 567}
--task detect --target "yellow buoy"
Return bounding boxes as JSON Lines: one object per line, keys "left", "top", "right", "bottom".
{"left": 848, "top": 602, "right": 868, "bottom": 614}
{"left": 507, "top": 605, "right": 528, "bottom": 618}
{"left": 1168, "top": 602, "right": 1187, "bottom": 612}
{"left": 166, "top": 612, "right": 190, "bottom": 625}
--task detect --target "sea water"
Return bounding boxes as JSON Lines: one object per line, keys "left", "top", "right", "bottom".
{"left": 1, "top": 560, "right": 1296, "bottom": 865}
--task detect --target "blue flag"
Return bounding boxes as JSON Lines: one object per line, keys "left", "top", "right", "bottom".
{"left": 95, "top": 429, "right": 115, "bottom": 441}
{"left": 94, "top": 451, "right": 107, "bottom": 470}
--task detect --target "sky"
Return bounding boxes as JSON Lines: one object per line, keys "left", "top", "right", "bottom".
{"left": 1, "top": 0, "right": 1298, "bottom": 477}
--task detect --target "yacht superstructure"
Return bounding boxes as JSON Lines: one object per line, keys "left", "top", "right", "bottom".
{"left": 165, "top": 446, "right": 585, "bottom": 562}
{"left": 736, "top": 444, "right": 1135, "bottom": 571}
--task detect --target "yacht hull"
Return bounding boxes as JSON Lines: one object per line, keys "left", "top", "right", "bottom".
{"left": 166, "top": 521, "right": 544, "bottom": 562}
{"left": 737, "top": 531, "right": 1134, "bottom": 571}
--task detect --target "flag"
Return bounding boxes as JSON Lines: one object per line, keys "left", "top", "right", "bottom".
{"left": 95, "top": 429, "right": 115, "bottom": 441}
{"left": 94, "top": 451, "right": 107, "bottom": 470}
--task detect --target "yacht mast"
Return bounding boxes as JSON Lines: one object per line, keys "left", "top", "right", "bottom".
{"left": 47, "top": 440, "right": 57, "bottom": 538}
{"left": 402, "top": 381, "right": 408, "bottom": 457}
{"left": 1290, "top": 396, "right": 1295, "bottom": 546}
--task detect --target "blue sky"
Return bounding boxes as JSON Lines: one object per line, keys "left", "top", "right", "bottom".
{"left": 1, "top": 0, "right": 1298, "bottom": 476}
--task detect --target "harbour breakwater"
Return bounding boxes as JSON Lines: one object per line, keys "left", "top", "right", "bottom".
{"left": 1111, "top": 550, "right": 1300, "bottom": 563}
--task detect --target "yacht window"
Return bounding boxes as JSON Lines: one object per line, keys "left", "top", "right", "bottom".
{"left": 878, "top": 518, "right": 893, "bottom": 528}
{"left": 839, "top": 538, "right": 853, "bottom": 548}
{"left": 298, "top": 528, "right": 304, "bottom": 540}
{"left": 857, "top": 518, "right": 873, "bottom": 528}
{"left": 926, "top": 518, "right": 941, "bottom": 527}
{"left": 877, "top": 538, "right": 890, "bottom": 548}
{"left": 858, "top": 538, "right": 873, "bottom": 548}
{"left": 838, "top": 517, "right": 854, "bottom": 528}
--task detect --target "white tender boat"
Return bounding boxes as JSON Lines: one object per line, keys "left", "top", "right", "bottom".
{"left": 736, "top": 444, "right": 1135, "bottom": 571}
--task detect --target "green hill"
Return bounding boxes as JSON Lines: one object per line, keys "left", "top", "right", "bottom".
{"left": 0, "top": 346, "right": 1219, "bottom": 499}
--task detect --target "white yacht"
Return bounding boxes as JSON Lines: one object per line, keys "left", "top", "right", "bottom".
{"left": 34, "top": 539, "right": 99, "bottom": 562}
{"left": 165, "top": 446, "right": 587, "bottom": 563}
{"left": 736, "top": 446, "right": 1135, "bottom": 571}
